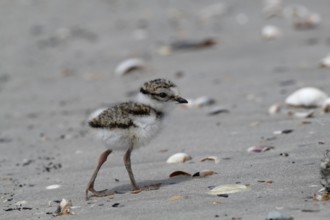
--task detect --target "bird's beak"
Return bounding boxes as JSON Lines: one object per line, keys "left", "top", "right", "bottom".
{"left": 174, "top": 96, "right": 188, "bottom": 104}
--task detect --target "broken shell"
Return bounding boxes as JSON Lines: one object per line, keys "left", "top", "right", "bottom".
{"left": 288, "top": 110, "right": 314, "bottom": 118}
{"left": 247, "top": 145, "right": 274, "bottom": 153}
{"left": 200, "top": 156, "right": 220, "bottom": 164}
{"left": 261, "top": 25, "right": 282, "bottom": 40}
{"left": 114, "top": 58, "right": 145, "bottom": 76}
{"left": 322, "top": 98, "right": 330, "bottom": 113}
{"left": 320, "top": 54, "right": 330, "bottom": 68}
{"left": 285, "top": 87, "right": 328, "bottom": 107}
{"left": 273, "top": 129, "right": 293, "bottom": 134}
{"left": 169, "top": 170, "right": 192, "bottom": 178}
{"left": 166, "top": 153, "right": 192, "bottom": 164}
{"left": 293, "top": 13, "right": 321, "bottom": 30}
{"left": 284, "top": 5, "right": 321, "bottom": 30}
{"left": 46, "top": 184, "right": 61, "bottom": 190}
{"left": 53, "top": 198, "right": 73, "bottom": 216}
{"left": 171, "top": 38, "right": 217, "bottom": 50}
{"left": 193, "top": 170, "right": 217, "bottom": 177}
{"left": 194, "top": 96, "right": 216, "bottom": 107}
{"left": 314, "top": 191, "right": 330, "bottom": 201}
{"left": 60, "top": 199, "right": 73, "bottom": 214}
{"left": 208, "top": 184, "right": 250, "bottom": 195}
{"left": 207, "top": 106, "right": 229, "bottom": 116}
{"left": 262, "top": 0, "right": 283, "bottom": 18}
{"left": 268, "top": 104, "right": 281, "bottom": 115}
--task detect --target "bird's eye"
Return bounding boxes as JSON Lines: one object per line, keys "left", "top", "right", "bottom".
{"left": 158, "top": 92, "right": 167, "bottom": 98}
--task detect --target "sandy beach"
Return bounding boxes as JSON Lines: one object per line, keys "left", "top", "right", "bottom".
{"left": 1, "top": 0, "right": 330, "bottom": 219}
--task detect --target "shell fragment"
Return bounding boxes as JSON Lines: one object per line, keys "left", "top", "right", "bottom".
{"left": 166, "top": 153, "right": 192, "bottom": 164}
{"left": 208, "top": 184, "right": 250, "bottom": 195}
{"left": 114, "top": 58, "right": 145, "bottom": 76}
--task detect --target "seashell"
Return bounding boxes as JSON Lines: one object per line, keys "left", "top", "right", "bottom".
{"left": 322, "top": 98, "right": 330, "bottom": 113}
{"left": 46, "top": 184, "right": 61, "bottom": 190}
{"left": 166, "top": 152, "right": 192, "bottom": 164}
{"left": 193, "top": 170, "right": 217, "bottom": 177}
{"left": 262, "top": 0, "right": 283, "bottom": 18}
{"left": 293, "top": 13, "right": 321, "bottom": 30}
{"left": 159, "top": 38, "right": 217, "bottom": 55}
{"left": 208, "top": 184, "right": 250, "bottom": 195}
{"left": 247, "top": 145, "right": 274, "bottom": 153}
{"left": 268, "top": 104, "right": 281, "bottom": 115}
{"left": 320, "top": 54, "right": 330, "bottom": 68}
{"left": 273, "top": 129, "right": 293, "bottom": 135}
{"left": 261, "top": 25, "right": 282, "bottom": 40}
{"left": 114, "top": 58, "right": 145, "bottom": 76}
{"left": 169, "top": 170, "right": 192, "bottom": 178}
{"left": 285, "top": 87, "right": 328, "bottom": 107}
{"left": 194, "top": 96, "right": 216, "bottom": 107}
{"left": 207, "top": 106, "right": 229, "bottom": 116}
{"left": 314, "top": 192, "right": 330, "bottom": 201}
{"left": 200, "top": 156, "right": 220, "bottom": 164}
{"left": 53, "top": 198, "right": 73, "bottom": 216}
{"left": 284, "top": 5, "right": 321, "bottom": 30}
{"left": 266, "top": 210, "right": 294, "bottom": 220}
{"left": 288, "top": 110, "right": 314, "bottom": 118}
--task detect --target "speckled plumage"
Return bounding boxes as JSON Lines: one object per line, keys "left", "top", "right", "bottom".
{"left": 89, "top": 102, "right": 164, "bottom": 129}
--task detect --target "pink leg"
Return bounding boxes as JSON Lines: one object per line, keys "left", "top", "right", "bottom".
{"left": 123, "top": 145, "right": 140, "bottom": 192}
{"left": 85, "top": 149, "right": 113, "bottom": 200}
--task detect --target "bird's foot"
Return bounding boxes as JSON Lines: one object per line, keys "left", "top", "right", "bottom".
{"left": 85, "top": 188, "right": 114, "bottom": 200}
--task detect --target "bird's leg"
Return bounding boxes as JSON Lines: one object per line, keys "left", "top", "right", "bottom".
{"left": 85, "top": 149, "right": 113, "bottom": 200}
{"left": 123, "top": 143, "right": 140, "bottom": 192}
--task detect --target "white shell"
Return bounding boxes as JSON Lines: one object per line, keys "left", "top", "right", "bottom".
{"left": 320, "top": 54, "right": 330, "bottom": 68}
{"left": 261, "top": 25, "right": 282, "bottom": 40}
{"left": 268, "top": 104, "right": 281, "bottom": 115}
{"left": 285, "top": 87, "right": 328, "bottom": 107}
{"left": 46, "top": 184, "right": 61, "bottom": 190}
{"left": 114, "top": 58, "right": 145, "bottom": 76}
{"left": 166, "top": 152, "right": 192, "bottom": 164}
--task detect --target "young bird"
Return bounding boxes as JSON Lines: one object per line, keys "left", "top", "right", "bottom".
{"left": 85, "top": 78, "right": 187, "bottom": 200}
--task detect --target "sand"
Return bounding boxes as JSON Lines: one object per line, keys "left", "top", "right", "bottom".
{"left": 1, "top": 0, "right": 330, "bottom": 219}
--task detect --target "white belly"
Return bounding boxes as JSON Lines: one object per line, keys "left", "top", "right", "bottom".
{"left": 96, "top": 115, "right": 162, "bottom": 151}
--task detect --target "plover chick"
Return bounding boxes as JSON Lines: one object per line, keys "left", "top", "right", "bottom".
{"left": 85, "top": 78, "right": 187, "bottom": 200}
